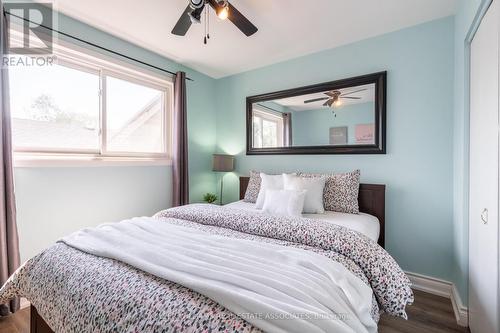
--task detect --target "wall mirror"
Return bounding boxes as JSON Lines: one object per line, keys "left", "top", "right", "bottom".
{"left": 246, "top": 72, "right": 386, "bottom": 155}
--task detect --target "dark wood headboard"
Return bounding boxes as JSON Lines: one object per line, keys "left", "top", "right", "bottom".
{"left": 239, "top": 177, "right": 386, "bottom": 248}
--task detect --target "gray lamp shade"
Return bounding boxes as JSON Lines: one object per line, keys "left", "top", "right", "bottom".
{"left": 212, "top": 154, "right": 234, "bottom": 172}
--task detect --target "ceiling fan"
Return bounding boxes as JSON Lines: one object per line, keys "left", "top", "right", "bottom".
{"left": 304, "top": 88, "right": 367, "bottom": 108}
{"left": 172, "top": 0, "right": 258, "bottom": 40}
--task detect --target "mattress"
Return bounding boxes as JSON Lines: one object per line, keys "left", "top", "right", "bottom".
{"left": 225, "top": 200, "right": 380, "bottom": 242}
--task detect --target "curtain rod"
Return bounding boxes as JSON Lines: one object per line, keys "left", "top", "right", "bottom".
{"left": 3, "top": 10, "right": 194, "bottom": 81}
{"left": 256, "top": 103, "right": 282, "bottom": 114}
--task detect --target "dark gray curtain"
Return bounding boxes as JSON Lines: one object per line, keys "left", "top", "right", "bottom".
{"left": 0, "top": 4, "right": 21, "bottom": 316}
{"left": 172, "top": 71, "right": 189, "bottom": 206}
{"left": 283, "top": 112, "right": 292, "bottom": 147}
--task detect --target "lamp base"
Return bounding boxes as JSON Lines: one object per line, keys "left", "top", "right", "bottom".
{"left": 219, "top": 174, "right": 224, "bottom": 205}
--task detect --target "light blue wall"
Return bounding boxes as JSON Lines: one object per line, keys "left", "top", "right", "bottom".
{"left": 214, "top": 18, "right": 456, "bottom": 282}
{"left": 14, "top": 12, "right": 218, "bottom": 261}
{"left": 452, "top": 0, "right": 487, "bottom": 303}
{"left": 15, "top": 167, "right": 171, "bottom": 261}
{"left": 292, "top": 103, "right": 374, "bottom": 146}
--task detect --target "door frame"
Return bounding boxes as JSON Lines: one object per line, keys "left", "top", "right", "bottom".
{"left": 465, "top": 0, "right": 497, "bottom": 328}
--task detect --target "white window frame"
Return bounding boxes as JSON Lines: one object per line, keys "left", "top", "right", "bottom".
{"left": 9, "top": 31, "right": 174, "bottom": 167}
{"left": 252, "top": 107, "right": 284, "bottom": 148}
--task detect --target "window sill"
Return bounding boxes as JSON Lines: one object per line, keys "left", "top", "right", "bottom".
{"left": 14, "top": 153, "right": 172, "bottom": 168}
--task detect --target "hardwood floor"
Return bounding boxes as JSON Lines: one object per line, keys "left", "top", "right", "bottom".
{"left": 0, "top": 290, "right": 469, "bottom": 333}
{"left": 0, "top": 305, "right": 29, "bottom": 333}
{"left": 379, "top": 290, "right": 469, "bottom": 333}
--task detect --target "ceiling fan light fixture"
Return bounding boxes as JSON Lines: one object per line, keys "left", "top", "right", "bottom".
{"left": 217, "top": 4, "right": 229, "bottom": 20}
{"left": 334, "top": 99, "right": 343, "bottom": 107}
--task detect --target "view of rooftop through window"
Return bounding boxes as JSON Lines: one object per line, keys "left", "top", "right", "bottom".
{"left": 9, "top": 64, "right": 100, "bottom": 151}
{"left": 106, "top": 76, "right": 164, "bottom": 153}
{"left": 9, "top": 58, "right": 169, "bottom": 157}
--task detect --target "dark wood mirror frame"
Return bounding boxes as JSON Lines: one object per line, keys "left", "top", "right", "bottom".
{"left": 246, "top": 71, "right": 387, "bottom": 155}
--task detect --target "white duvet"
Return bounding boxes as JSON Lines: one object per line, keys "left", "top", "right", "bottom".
{"left": 62, "top": 217, "right": 377, "bottom": 333}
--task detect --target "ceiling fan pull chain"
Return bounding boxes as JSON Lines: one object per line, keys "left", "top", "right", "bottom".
{"left": 207, "top": 4, "right": 210, "bottom": 40}
{"left": 203, "top": 4, "right": 208, "bottom": 45}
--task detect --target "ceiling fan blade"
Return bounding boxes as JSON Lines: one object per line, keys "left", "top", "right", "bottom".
{"left": 327, "top": 99, "right": 334, "bottom": 107}
{"left": 227, "top": 2, "right": 258, "bottom": 36}
{"left": 172, "top": 5, "right": 193, "bottom": 36}
{"left": 322, "top": 101, "right": 329, "bottom": 106}
{"left": 208, "top": 0, "right": 258, "bottom": 36}
{"left": 341, "top": 88, "right": 367, "bottom": 96}
{"left": 342, "top": 97, "right": 362, "bottom": 99}
{"left": 304, "top": 97, "right": 329, "bottom": 104}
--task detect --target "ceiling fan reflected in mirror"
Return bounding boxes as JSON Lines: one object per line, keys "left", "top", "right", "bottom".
{"left": 172, "top": 0, "right": 258, "bottom": 44}
{"left": 304, "top": 88, "right": 367, "bottom": 108}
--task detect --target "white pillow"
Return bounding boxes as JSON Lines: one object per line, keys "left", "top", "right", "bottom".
{"left": 262, "top": 189, "right": 306, "bottom": 217}
{"left": 283, "top": 174, "right": 326, "bottom": 214}
{"left": 256, "top": 173, "right": 294, "bottom": 209}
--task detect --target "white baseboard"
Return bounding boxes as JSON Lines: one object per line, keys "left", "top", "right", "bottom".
{"left": 451, "top": 284, "right": 469, "bottom": 327}
{"left": 406, "top": 271, "right": 452, "bottom": 297}
{"left": 405, "top": 271, "right": 468, "bottom": 327}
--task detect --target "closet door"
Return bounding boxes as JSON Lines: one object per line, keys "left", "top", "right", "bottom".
{"left": 469, "top": 0, "right": 500, "bottom": 332}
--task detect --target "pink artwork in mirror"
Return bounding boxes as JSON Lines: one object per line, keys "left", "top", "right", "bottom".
{"left": 355, "top": 124, "right": 375, "bottom": 144}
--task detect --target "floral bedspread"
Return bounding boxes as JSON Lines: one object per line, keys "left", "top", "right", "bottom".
{"left": 0, "top": 204, "right": 413, "bottom": 332}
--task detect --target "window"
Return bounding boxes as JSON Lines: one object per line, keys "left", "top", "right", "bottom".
{"left": 105, "top": 76, "right": 165, "bottom": 154}
{"left": 10, "top": 63, "right": 100, "bottom": 152}
{"left": 252, "top": 109, "right": 284, "bottom": 148}
{"left": 9, "top": 44, "right": 172, "bottom": 165}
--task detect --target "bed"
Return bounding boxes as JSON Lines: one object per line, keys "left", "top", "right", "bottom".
{"left": 1, "top": 178, "right": 410, "bottom": 333}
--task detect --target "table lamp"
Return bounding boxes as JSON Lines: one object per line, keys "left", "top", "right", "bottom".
{"left": 212, "top": 154, "right": 235, "bottom": 205}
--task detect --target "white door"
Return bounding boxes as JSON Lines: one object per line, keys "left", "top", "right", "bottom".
{"left": 469, "top": 0, "right": 500, "bottom": 332}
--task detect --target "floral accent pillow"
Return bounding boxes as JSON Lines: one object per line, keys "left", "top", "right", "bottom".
{"left": 301, "top": 170, "right": 361, "bottom": 214}
{"left": 243, "top": 171, "right": 261, "bottom": 203}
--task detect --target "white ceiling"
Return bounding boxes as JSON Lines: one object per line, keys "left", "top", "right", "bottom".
{"left": 275, "top": 84, "right": 375, "bottom": 111}
{"left": 54, "top": 0, "right": 457, "bottom": 78}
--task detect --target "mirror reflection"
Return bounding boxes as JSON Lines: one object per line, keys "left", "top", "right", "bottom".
{"left": 251, "top": 83, "right": 376, "bottom": 148}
